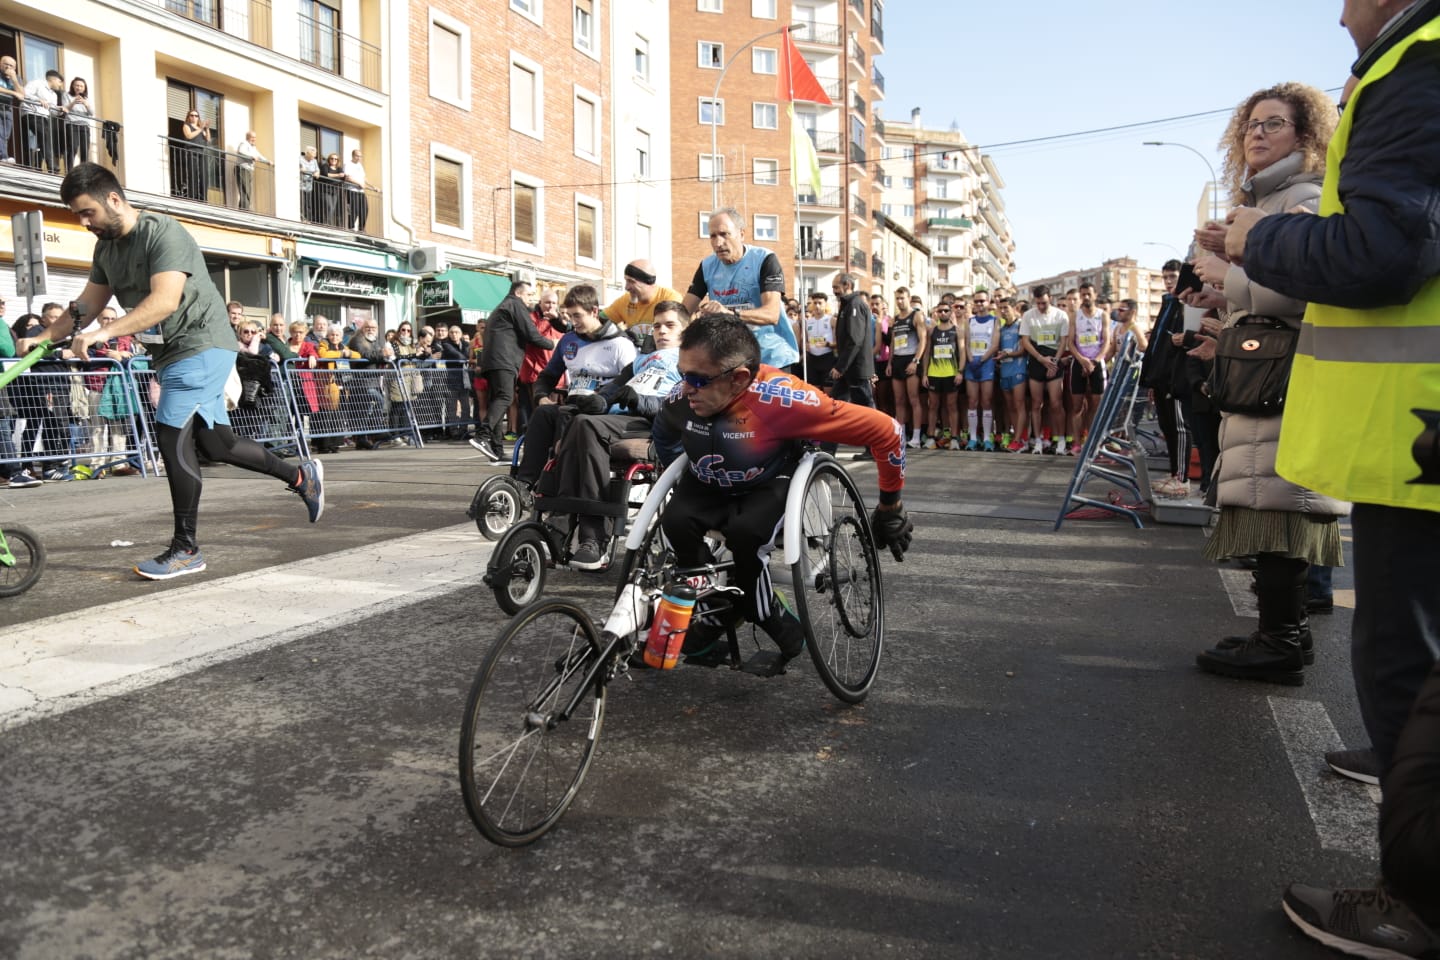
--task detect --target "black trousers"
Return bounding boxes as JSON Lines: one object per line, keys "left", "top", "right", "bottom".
{"left": 514, "top": 402, "right": 571, "bottom": 487}
{"left": 1352, "top": 503, "right": 1440, "bottom": 768}
{"left": 1381, "top": 656, "right": 1440, "bottom": 924}
{"left": 558, "top": 413, "right": 650, "bottom": 503}
{"left": 662, "top": 472, "right": 790, "bottom": 625}
{"left": 1184, "top": 405, "right": 1221, "bottom": 491}
{"left": 482, "top": 367, "right": 517, "bottom": 443}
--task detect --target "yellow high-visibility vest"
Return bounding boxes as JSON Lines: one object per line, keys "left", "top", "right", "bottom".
{"left": 1276, "top": 15, "right": 1440, "bottom": 512}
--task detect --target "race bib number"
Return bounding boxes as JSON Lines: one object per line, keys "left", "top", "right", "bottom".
{"left": 808, "top": 334, "right": 829, "bottom": 350}
{"left": 969, "top": 338, "right": 990, "bottom": 355}
{"left": 1035, "top": 331, "right": 1058, "bottom": 347}
{"left": 892, "top": 331, "right": 910, "bottom": 352}
{"left": 630, "top": 365, "right": 667, "bottom": 395}
{"left": 1079, "top": 332, "right": 1099, "bottom": 346}
{"left": 569, "top": 374, "right": 600, "bottom": 394}
{"left": 933, "top": 343, "right": 954, "bottom": 361}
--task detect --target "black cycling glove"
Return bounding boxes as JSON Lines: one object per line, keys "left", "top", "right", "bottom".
{"left": 870, "top": 505, "right": 913, "bottom": 562}
{"left": 568, "top": 393, "right": 608, "bottom": 415}
{"left": 613, "top": 385, "right": 640, "bottom": 412}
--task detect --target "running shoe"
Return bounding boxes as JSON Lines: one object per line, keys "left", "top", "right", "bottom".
{"left": 1007, "top": 439, "right": 1024, "bottom": 453}
{"left": 906, "top": 437, "right": 920, "bottom": 450}
{"left": 1282, "top": 883, "right": 1440, "bottom": 959}
{"left": 41, "top": 468, "right": 68, "bottom": 482}
{"left": 983, "top": 439, "right": 996, "bottom": 452}
{"left": 503, "top": 432, "right": 519, "bottom": 442}
{"left": 570, "top": 538, "right": 605, "bottom": 571}
{"left": 290, "top": 458, "right": 326, "bottom": 522}
{"left": 469, "top": 436, "right": 503, "bottom": 462}
{"left": 7, "top": 471, "right": 42, "bottom": 488}
{"left": 965, "top": 438, "right": 980, "bottom": 451}
{"left": 135, "top": 545, "right": 207, "bottom": 581}
{"left": 1055, "top": 438, "right": 1068, "bottom": 456}
{"left": 1325, "top": 748, "right": 1382, "bottom": 786}
{"left": 920, "top": 436, "right": 934, "bottom": 449}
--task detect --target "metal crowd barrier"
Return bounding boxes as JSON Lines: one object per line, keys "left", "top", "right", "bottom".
{"left": 280, "top": 357, "right": 423, "bottom": 449}
{"left": 0, "top": 357, "right": 156, "bottom": 479}
{"left": 407, "top": 359, "right": 477, "bottom": 441}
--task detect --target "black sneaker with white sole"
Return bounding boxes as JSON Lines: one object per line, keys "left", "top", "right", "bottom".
{"left": 570, "top": 538, "right": 605, "bottom": 571}
{"left": 1326, "top": 748, "right": 1382, "bottom": 786}
{"left": 1282, "top": 883, "right": 1440, "bottom": 959}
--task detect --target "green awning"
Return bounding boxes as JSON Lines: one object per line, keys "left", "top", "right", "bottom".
{"left": 432, "top": 268, "right": 510, "bottom": 312}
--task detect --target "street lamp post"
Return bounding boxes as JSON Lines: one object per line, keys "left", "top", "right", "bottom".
{"left": 710, "top": 23, "right": 806, "bottom": 211}
{"left": 1143, "top": 140, "right": 1220, "bottom": 222}
{"left": 1142, "top": 240, "right": 1183, "bottom": 258}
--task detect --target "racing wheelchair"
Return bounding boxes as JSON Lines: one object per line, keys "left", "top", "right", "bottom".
{"left": 458, "top": 447, "right": 885, "bottom": 846}
{"left": 473, "top": 434, "right": 661, "bottom": 614}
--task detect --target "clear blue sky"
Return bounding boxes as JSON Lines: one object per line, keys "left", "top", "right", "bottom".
{"left": 881, "top": 1, "right": 1359, "bottom": 282}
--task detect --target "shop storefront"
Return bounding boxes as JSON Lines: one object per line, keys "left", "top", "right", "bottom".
{"left": 296, "top": 242, "right": 416, "bottom": 336}
{"left": 418, "top": 267, "right": 510, "bottom": 336}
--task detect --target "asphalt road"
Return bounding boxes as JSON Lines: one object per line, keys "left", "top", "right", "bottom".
{"left": 0, "top": 441, "right": 1373, "bottom": 959}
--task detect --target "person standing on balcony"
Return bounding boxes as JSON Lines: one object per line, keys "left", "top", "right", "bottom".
{"left": 299, "top": 146, "right": 319, "bottom": 222}
{"left": 235, "top": 131, "right": 269, "bottom": 211}
{"left": 21, "top": 163, "right": 326, "bottom": 580}
{"left": 0, "top": 57, "right": 19, "bottom": 163}
{"left": 177, "top": 109, "right": 210, "bottom": 201}
{"left": 21, "top": 70, "right": 65, "bottom": 172}
{"left": 343, "top": 148, "right": 368, "bottom": 231}
{"left": 63, "top": 78, "right": 92, "bottom": 171}
{"left": 319, "top": 153, "right": 345, "bottom": 226}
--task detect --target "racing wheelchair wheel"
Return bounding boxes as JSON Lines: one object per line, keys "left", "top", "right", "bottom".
{"left": 459, "top": 598, "right": 606, "bottom": 846}
{"left": 471, "top": 475, "right": 527, "bottom": 542}
{"left": 491, "top": 527, "right": 549, "bottom": 615}
{"left": 790, "top": 457, "right": 884, "bottom": 703}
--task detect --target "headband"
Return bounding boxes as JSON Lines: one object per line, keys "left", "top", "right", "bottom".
{"left": 624, "top": 263, "right": 657, "bottom": 285}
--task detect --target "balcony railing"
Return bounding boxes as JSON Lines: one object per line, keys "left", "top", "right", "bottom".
{"left": 807, "top": 129, "right": 842, "bottom": 154}
{"left": 849, "top": 0, "right": 866, "bottom": 18}
{"left": 871, "top": 66, "right": 885, "bottom": 94}
{"left": 796, "top": 240, "right": 842, "bottom": 262}
{"left": 156, "top": 0, "right": 273, "bottom": 47}
{"left": 792, "top": 21, "right": 841, "bottom": 45}
{"left": 304, "top": 177, "right": 383, "bottom": 237}
{"left": 850, "top": 248, "right": 867, "bottom": 270}
{"left": 817, "top": 77, "right": 842, "bottom": 101}
{"left": 871, "top": 254, "right": 885, "bottom": 277}
{"left": 797, "top": 188, "right": 843, "bottom": 208}
{"left": 849, "top": 140, "right": 866, "bottom": 164}
{"left": 4, "top": 112, "right": 122, "bottom": 175}
{"left": 871, "top": 14, "right": 884, "bottom": 47}
{"left": 874, "top": 116, "right": 885, "bottom": 139}
{"left": 848, "top": 35, "right": 866, "bottom": 69}
{"left": 298, "top": 13, "right": 383, "bottom": 91}
{"left": 851, "top": 194, "right": 867, "bottom": 219}
{"left": 161, "top": 135, "right": 277, "bottom": 216}
{"left": 923, "top": 216, "right": 974, "bottom": 232}
{"left": 851, "top": 91, "right": 865, "bottom": 119}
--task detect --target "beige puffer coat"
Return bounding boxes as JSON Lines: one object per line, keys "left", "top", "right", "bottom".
{"left": 1211, "top": 151, "right": 1349, "bottom": 517}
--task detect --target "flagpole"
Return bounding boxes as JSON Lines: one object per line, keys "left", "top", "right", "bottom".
{"left": 787, "top": 30, "right": 808, "bottom": 384}
{"left": 710, "top": 22, "right": 804, "bottom": 211}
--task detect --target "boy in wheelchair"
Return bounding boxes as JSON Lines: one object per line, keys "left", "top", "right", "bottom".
{"left": 652, "top": 315, "right": 914, "bottom": 673}
{"left": 513, "top": 290, "right": 690, "bottom": 569}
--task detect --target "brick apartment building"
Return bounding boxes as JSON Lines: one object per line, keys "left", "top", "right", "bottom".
{"left": 669, "top": 0, "right": 886, "bottom": 299}
{"left": 1017, "top": 256, "right": 1170, "bottom": 325}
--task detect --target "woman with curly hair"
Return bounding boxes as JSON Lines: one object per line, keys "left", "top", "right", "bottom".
{"left": 1187, "top": 82, "right": 1350, "bottom": 686}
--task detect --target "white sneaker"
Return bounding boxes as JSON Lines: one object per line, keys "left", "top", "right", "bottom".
{"left": 906, "top": 437, "right": 920, "bottom": 449}
{"left": 1055, "top": 439, "right": 1068, "bottom": 456}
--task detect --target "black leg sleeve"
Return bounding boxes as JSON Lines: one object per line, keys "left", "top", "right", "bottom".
{"left": 156, "top": 419, "right": 203, "bottom": 551}
{"left": 194, "top": 421, "right": 297, "bottom": 484}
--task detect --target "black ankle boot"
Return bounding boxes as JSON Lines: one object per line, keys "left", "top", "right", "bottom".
{"left": 1213, "top": 629, "right": 1314, "bottom": 665}
{"left": 1196, "top": 631, "right": 1305, "bottom": 685}
{"left": 1199, "top": 554, "right": 1307, "bottom": 684}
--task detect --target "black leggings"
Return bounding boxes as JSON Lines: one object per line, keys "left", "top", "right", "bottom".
{"left": 156, "top": 416, "right": 296, "bottom": 551}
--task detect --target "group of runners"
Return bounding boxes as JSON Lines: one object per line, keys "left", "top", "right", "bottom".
{"left": 795, "top": 282, "right": 1148, "bottom": 457}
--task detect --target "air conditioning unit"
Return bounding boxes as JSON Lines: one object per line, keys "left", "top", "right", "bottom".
{"left": 408, "top": 245, "right": 447, "bottom": 274}
{"left": 511, "top": 266, "right": 537, "bottom": 287}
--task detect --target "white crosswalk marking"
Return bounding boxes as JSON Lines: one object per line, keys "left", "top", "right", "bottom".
{"left": 1269, "top": 696, "right": 1379, "bottom": 859}
{"left": 0, "top": 524, "right": 493, "bottom": 732}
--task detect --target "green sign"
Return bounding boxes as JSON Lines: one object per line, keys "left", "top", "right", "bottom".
{"left": 420, "top": 279, "right": 453, "bottom": 307}
{"left": 311, "top": 268, "right": 389, "bottom": 298}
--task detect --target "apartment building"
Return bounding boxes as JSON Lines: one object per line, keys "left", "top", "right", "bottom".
{"left": 0, "top": 0, "right": 413, "bottom": 334}
{"left": 873, "top": 211, "right": 927, "bottom": 305}
{"left": 668, "top": 0, "right": 885, "bottom": 300}
{"left": 878, "top": 108, "right": 1014, "bottom": 302}
{"left": 404, "top": 0, "right": 632, "bottom": 329}
{"left": 1017, "top": 256, "right": 1169, "bottom": 324}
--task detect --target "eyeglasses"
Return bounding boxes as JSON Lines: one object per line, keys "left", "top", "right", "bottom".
{"left": 241, "top": 330, "right": 259, "bottom": 336}
{"left": 680, "top": 363, "right": 743, "bottom": 390}
{"left": 1243, "top": 117, "right": 1294, "bottom": 136}
{"left": 935, "top": 308, "right": 952, "bottom": 314}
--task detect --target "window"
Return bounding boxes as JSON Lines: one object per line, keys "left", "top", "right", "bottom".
{"left": 573, "top": 87, "right": 600, "bottom": 162}
{"left": 753, "top": 215, "right": 778, "bottom": 241}
{"left": 699, "top": 211, "right": 713, "bottom": 238}
{"left": 573, "top": 0, "right": 595, "bottom": 55}
{"left": 697, "top": 0, "right": 722, "bottom": 10}
{"left": 634, "top": 35, "right": 650, "bottom": 82}
{"left": 511, "top": 0, "right": 541, "bottom": 24}
{"left": 903, "top": 204, "right": 914, "bottom": 217}
{"left": 636, "top": 222, "right": 652, "bottom": 259}
{"left": 699, "top": 41, "right": 723, "bottom": 68}
{"left": 752, "top": 0, "right": 776, "bottom": 16}
{"left": 752, "top": 47, "right": 777, "bottom": 74}
{"left": 698, "top": 98, "right": 724, "bottom": 126}
{"left": 934, "top": 237, "right": 948, "bottom": 253}
{"left": 429, "top": 12, "right": 470, "bottom": 108}
{"left": 512, "top": 174, "right": 543, "bottom": 253}
{"left": 168, "top": 80, "right": 224, "bottom": 201}
{"left": 881, "top": 203, "right": 893, "bottom": 215}
{"left": 300, "top": 120, "right": 343, "bottom": 162}
{"left": 850, "top": 115, "right": 866, "bottom": 147}
{"left": 753, "top": 102, "right": 778, "bottom": 129}
{"left": 902, "top": 177, "right": 914, "bottom": 188}
{"left": 699, "top": 154, "right": 724, "bottom": 183}
{"left": 880, "top": 175, "right": 893, "bottom": 188}
{"left": 575, "top": 196, "right": 600, "bottom": 265}
{"left": 634, "top": 129, "right": 652, "bottom": 179}
{"left": 298, "top": 0, "right": 341, "bottom": 74}
{"left": 509, "top": 52, "right": 542, "bottom": 138}
{"left": 431, "top": 148, "right": 469, "bottom": 236}
{"left": 753, "top": 158, "right": 779, "bottom": 185}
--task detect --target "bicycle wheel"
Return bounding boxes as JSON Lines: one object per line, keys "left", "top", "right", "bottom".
{"left": 459, "top": 599, "right": 606, "bottom": 846}
{"left": 790, "top": 458, "right": 884, "bottom": 703}
{"left": 490, "top": 527, "right": 549, "bottom": 615}
{"left": 0, "top": 524, "right": 46, "bottom": 598}
{"left": 471, "top": 476, "right": 525, "bottom": 542}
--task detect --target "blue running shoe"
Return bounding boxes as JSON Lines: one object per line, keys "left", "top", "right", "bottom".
{"left": 291, "top": 458, "right": 325, "bottom": 522}
{"left": 965, "top": 438, "right": 981, "bottom": 451}
{"left": 135, "top": 545, "right": 207, "bottom": 581}
{"left": 983, "top": 439, "right": 996, "bottom": 452}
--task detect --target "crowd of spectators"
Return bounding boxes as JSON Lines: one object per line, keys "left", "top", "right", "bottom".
{"left": 0, "top": 60, "right": 106, "bottom": 172}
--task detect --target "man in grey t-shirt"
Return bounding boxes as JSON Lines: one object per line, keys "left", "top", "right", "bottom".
{"left": 23, "top": 163, "right": 325, "bottom": 580}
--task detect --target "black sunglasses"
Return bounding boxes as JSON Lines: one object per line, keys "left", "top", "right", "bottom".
{"left": 680, "top": 363, "right": 744, "bottom": 390}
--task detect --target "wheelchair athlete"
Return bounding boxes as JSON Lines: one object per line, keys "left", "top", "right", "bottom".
{"left": 652, "top": 315, "right": 915, "bottom": 673}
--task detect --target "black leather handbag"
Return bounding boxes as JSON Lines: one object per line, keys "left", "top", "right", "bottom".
{"left": 1206, "top": 317, "right": 1299, "bottom": 416}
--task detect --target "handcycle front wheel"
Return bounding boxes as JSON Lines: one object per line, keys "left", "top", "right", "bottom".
{"left": 791, "top": 457, "right": 884, "bottom": 703}
{"left": 0, "top": 524, "right": 47, "bottom": 598}
{"left": 459, "top": 599, "right": 607, "bottom": 847}
{"left": 489, "top": 526, "right": 549, "bottom": 615}
{"left": 471, "top": 475, "right": 526, "bottom": 542}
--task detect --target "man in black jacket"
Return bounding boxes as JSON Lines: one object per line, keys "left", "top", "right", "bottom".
{"left": 472, "top": 281, "right": 554, "bottom": 462}
{"left": 1223, "top": 1, "right": 1440, "bottom": 953}
{"left": 827, "top": 272, "right": 875, "bottom": 407}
